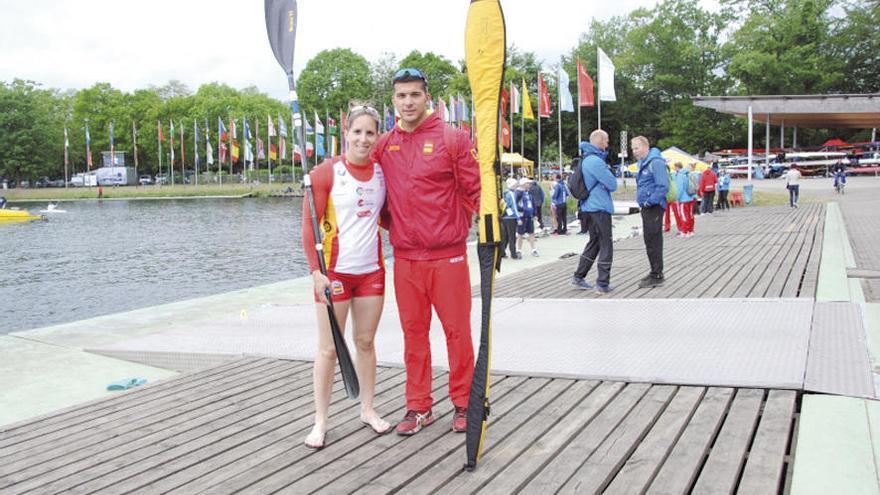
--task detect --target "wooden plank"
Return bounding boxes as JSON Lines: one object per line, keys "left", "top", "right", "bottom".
{"left": 320, "top": 375, "right": 529, "bottom": 495}
{"left": 352, "top": 377, "right": 552, "bottom": 495}
{"left": 737, "top": 390, "right": 797, "bottom": 495}
{"left": 437, "top": 380, "right": 599, "bottom": 494}
{"left": 0, "top": 359, "right": 299, "bottom": 480}
{"left": 95, "top": 368, "right": 411, "bottom": 495}
{"left": 691, "top": 388, "right": 764, "bottom": 495}
{"left": 559, "top": 385, "right": 678, "bottom": 494}
{"left": 0, "top": 360, "right": 317, "bottom": 494}
{"left": 647, "top": 387, "right": 734, "bottom": 494}
{"left": 521, "top": 382, "right": 652, "bottom": 492}
{"left": 0, "top": 356, "right": 274, "bottom": 445}
{"left": 397, "top": 379, "right": 577, "bottom": 495}
{"left": 478, "top": 381, "right": 626, "bottom": 494}
{"left": 201, "top": 369, "right": 452, "bottom": 494}
{"left": 604, "top": 386, "right": 705, "bottom": 494}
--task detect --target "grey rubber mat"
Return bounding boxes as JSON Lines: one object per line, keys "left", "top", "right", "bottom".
{"left": 94, "top": 298, "right": 820, "bottom": 390}
{"left": 804, "top": 302, "right": 874, "bottom": 398}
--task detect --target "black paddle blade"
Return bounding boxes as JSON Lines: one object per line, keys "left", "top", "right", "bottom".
{"left": 264, "top": 0, "right": 298, "bottom": 74}
{"left": 326, "top": 293, "right": 360, "bottom": 400}
{"left": 465, "top": 242, "right": 498, "bottom": 470}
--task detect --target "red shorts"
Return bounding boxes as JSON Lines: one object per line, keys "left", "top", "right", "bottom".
{"left": 314, "top": 269, "right": 385, "bottom": 303}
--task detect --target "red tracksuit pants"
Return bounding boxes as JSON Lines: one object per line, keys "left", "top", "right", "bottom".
{"left": 394, "top": 256, "right": 474, "bottom": 411}
{"left": 673, "top": 200, "right": 695, "bottom": 233}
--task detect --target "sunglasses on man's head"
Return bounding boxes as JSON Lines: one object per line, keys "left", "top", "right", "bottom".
{"left": 392, "top": 68, "right": 428, "bottom": 83}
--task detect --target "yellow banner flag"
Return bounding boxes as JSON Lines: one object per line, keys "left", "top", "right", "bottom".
{"left": 522, "top": 79, "right": 535, "bottom": 120}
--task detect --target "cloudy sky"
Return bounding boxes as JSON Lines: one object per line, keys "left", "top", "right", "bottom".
{"left": 1, "top": 1, "right": 694, "bottom": 100}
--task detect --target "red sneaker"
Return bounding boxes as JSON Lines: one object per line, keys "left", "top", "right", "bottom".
{"left": 396, "top": 409, "right": 434, "bottom": 436}
{"left": 452, "top": 406, "right": 467, "bottom": 432}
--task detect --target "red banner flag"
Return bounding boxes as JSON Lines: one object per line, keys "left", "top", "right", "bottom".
{"left": 538, "top": 73, "right": 552, "bottom": 118}
{"left": 501, "top": 87, "right": 509, "bottom": 118}
{"left": 577, "top": 58, "right": 595, "bottom": 107}
{"left": 501, "top": 118, "right": 511, "bottom": 149}
{"left": 158, "top": 120, "right": 165, "bottom": 142}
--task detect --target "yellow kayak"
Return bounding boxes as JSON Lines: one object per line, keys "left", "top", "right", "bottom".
{"left": 0, "top": 208, "right": 44, "bottom": 223}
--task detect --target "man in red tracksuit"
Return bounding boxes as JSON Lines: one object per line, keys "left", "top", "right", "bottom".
{"left": 371, "top": 68, "right": 481, "bottom": 435}
{"left": 699, "top": 166, "right": 718, "bottom": 215}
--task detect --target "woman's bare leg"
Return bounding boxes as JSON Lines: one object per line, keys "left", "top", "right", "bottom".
{"left": 305, "top": 299, "right": 350, "bottom": 447}
{"left": 350, "top": 295, "right": 390, "bottom": 433}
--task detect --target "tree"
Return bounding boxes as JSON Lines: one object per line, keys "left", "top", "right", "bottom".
{"left": 830, "top": 0, "right": 880, "bottom": 93}
{"left": 0, "top": 80, "right": 64, "bottom": 181}
{"left": 296, "top": 48, "right": 372, "bottom": 116}
{"left": 398, "top": 50, "right": 459, "bottom": 98}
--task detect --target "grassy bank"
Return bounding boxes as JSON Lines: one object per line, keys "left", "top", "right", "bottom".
{"left": 3, "top": 183, "right": 303, "bottom": 202}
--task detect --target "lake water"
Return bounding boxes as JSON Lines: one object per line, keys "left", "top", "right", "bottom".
{"left": 2, "top": 198, "right": 317, "bottom": 334}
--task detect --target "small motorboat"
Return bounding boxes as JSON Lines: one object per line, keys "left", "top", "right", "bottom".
{"left": 39, "top": 202, "right": 67, "bottom": 214}
{"left": 0, "top": 208, "right": 45, "bottom": 223}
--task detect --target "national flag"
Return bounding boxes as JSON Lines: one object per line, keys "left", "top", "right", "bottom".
{"left": 63, "top": 126, "right": 69, "bottom": 167}
{"left": 269, "top": 143, "right": 278, "bottom": 161}
{"left": 257, "top": 138, "right": 265, "bottom": 160}
{"left": 205, "top": 119, "right": 214, "bottom": 165}
{"left": 219, "top": 119, "right": 228, "bottom": 141}
{"left": 244, "top": 119, "right": 252, "bottom": 141}
{"left": 85, "top": 124, "right": 92, "bottom": 169}
{"left": 170, "top": 120, "right": 175, "bottom": 165}
{"left": 522, "top": 79, "right": 535, "bottom": 120}
{"left": 179, "top": 120, "right": 185, "bottom": 167}
{"left": 538, "top": 73, "right": 552, "bottom": 118}
{"left": 558, "top": 66, "right": 574, "bottom": 112}
{"left": 194, "top": 121, "right": 200, "bottom": 167}
{"left": 219, "top": 142, "right": 227, "bottom": 164}
{"left": 598, "top": 48, "right": 617, "bottom": 102}
{"left": 313, "top": 112, "right": 324, "bottom": 134}
{"left": 501, "top": 88, "right": 509, "bottom": 117}
{"left": 230, "top": 119, "right": 237, "bottom": 140}
{"left": 438, "top": 97, "right": 448, "bottom": 122}
{"left": 460, "top": 94, "right": 469, "bottom": 121}
{"left": 511, "top": 82, "right": 520, "bottom": 114}
{"left": 278, "top": 116, "right": 288, "bottom": 137}
{"left": 231, "top": 141, "right": 240, "bottom": 161}
{"left": 109, "top": 122, "right": 116, "bottom": 165}
{"left": 577, "top": 57, "right": 595, "bottom": 107}
{"left": 501, "top": 118, "right": 511, "bottom": 149}
{"left": 158, "top": 120, "right": 165, "bottom": 142}
{"left": 268, "top": 115, "right": 276, "bottom": 137}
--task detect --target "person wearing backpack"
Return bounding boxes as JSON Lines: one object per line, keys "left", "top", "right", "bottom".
{"left": 673, "top": 162, "right": 696, "bottom": 237}
{"left": 551, "top": 173, "right": 569, "bottom": 234}
{"left": 570, "top": 131, "right": 617, "bottom": 293}
{"left": 528, "top": 178, "right": 546, "bottom": 233}
{"left": 516, "top": 178, "right": 539, "bottom": 256}
{"left": 663, "top": 168, "right": 678, "bottom": 232}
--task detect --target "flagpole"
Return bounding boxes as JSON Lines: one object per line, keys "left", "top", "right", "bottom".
{"left": 576, "top": 63, "right": 582, "bottom": 146}
{"left": 157, "top": 121, "right": 162, "bottom": 186}
{"left": 229, "top": 117, "right": 233, "bottom": 180}
{"left": 557, "top": 72, "right": 563, "bottom": 171}
{"left": 63, "top": 125, "right": 69, "bottom": 188}
{"left": 290, "top": 114, "right": 296, "bottom": 184}
{"left": 132, "top": 121, "right": 138, "bottom": 179}
{"left": 597, "top": 48, "right": 602, "bottom": 130}
{"left": 537, "top": 72, "right": 542, "bottom": 180}
{"left": 509, "top": 81, "right": 515, "bottom": 175}
{"left": 180, "top": 120, "right": 185, "bottom": 185}
{"left": 170, "top": 120, "right": 175, "bottom": 186}
{"left": 194, "top": 120, "right": 199, "bottom": 186}
{"left": 217, "top": 117, "right": 223, "bottom": 186}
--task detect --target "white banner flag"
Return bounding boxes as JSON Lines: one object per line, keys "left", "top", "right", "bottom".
{"left": 598, "top": 48, "right": 617, "bottom": 102}
{"left": 558, "top": 67, "right": 575, "bottom": 112}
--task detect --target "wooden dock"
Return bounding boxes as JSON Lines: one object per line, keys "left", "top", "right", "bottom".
{"left": 484, "top": 203, "right": 824, "bottom": 300}
{"left": 0, "top": 357, "right": 797, "bottom": 494}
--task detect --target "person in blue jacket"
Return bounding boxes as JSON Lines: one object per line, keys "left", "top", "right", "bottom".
{"left": 673, "top": 162, "right": 696, "bottom": 237}
{"left": 632, "top": 135, "right": 669, "bottom": 288}
{"left": 551, "top": 173, "right": 569, "bottom": 234}
{"left": 501, "top": 177, "right": 522, "bottom": 259}
{"left": 716, "top": 167, "right": 731, "bottom": 210}
{"left": 571, "top": 131, "right": 618, "bottom": 293}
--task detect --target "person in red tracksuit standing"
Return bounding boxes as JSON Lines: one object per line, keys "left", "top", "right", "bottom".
{"left": 371, "top": 68, "right": 481, "bottom": 436}
{"left": 699, "top": 166, "right": 718, "bottom": 215}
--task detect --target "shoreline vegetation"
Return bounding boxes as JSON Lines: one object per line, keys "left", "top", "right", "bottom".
{"left": 3, "top": 181, "right": 792, "bottom": 207}
{"left": 3, "top": 183, "right": 303, "bottom": 202}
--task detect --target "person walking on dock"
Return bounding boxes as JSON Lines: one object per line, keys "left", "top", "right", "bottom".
{"left": 632, "top": 136, "right": 669, "bottom": 288}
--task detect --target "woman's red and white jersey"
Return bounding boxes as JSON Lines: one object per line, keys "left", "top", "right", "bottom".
{"left": 302, "top": 157, "right": 386, "bottom": 275}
